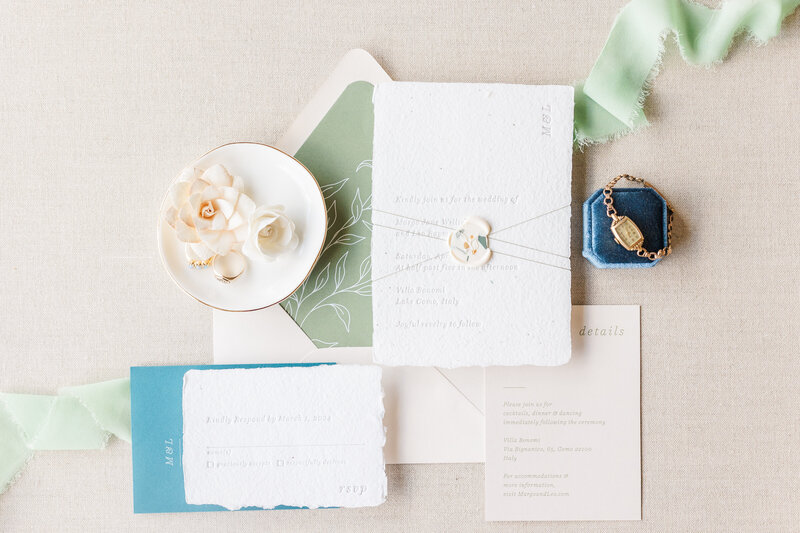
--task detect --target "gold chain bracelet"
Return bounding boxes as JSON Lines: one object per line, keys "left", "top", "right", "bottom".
{"left": 602, "top": 174, "right": 674, "bottom": 261}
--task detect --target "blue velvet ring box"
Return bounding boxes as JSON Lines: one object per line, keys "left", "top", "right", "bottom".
{"left": 582, "top": 187, "right": 669, "bottom": 268}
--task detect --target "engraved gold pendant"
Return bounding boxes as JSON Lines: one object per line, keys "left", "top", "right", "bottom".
{"left": 610, "top": 216, "right": 644, "bottom": 251}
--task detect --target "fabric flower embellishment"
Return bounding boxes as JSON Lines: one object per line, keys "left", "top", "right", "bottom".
{"left": 448, "top": 216, "right": 492, "bottom": 266}
{"left": 163, "top": 164, "right": 255, "bottom": 266}
{"left": 243, "top": 205, "right": 300, "bottom": 262}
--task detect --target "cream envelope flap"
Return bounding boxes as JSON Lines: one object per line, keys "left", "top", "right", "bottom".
{"left": 371, "top": 82, "right": 574, "bottom": 368}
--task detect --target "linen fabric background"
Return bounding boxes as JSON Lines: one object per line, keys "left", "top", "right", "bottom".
{"left": 0, "top": 1, "right": 797, "bottom": 531}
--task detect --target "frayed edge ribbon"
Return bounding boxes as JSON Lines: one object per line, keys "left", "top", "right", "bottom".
{"left": 574, "top": 0, "right": 800, "bottom": 148}
{"left": 0, "top": 378, "right": 131, "bottom": 496}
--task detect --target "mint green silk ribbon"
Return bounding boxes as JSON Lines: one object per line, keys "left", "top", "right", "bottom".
{"left": 0, "top": 379, "right": 130, "bottom": 494}
{"left": 574, "top": 0, "right": 800, "bottom": 145}
{"left": 2, "top": 0, "right": 799, "bottom": 501}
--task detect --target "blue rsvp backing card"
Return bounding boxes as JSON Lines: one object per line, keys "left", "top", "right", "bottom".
{"left": 130, "top": 363, "right": 387, "bottom": 513}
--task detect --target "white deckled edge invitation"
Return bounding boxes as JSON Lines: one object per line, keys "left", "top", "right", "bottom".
{"left": 182, "top": 365, "right": 386, "bottom": 510}
{"left": 371, "top": 82, "right": 574, "bottom": 368}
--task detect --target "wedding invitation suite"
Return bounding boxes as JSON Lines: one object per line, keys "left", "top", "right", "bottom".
{"left": 484, "top": 305, "right": 641, "bottom": 521}
{"left": 371, "top": 82, "right": 574, "bottom": 367}
{"left": 131, "top": 363, "right": 386, "bottom": 513}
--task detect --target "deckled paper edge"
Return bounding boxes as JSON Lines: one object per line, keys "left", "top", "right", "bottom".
{"left": 180, "top": 365, "right": 387, "bottom": 510}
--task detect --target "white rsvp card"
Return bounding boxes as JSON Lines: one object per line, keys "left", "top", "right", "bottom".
{"left": 371, "top": 82, "right": 574, "bottom": 368}
{"left": 484, "top": 305, "right": 641, "bottom": 521}
{"left": 182, "top": 365, "right": 387, "bottom": 510}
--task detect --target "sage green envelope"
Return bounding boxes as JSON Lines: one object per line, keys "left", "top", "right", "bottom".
{"left": 280, "top": 81, "right": 374, "bottom": 348}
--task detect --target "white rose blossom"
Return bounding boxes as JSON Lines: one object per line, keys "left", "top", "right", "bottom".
{"left": 243, "top": 205, "right": 300, "bottom": 262}
{"left": 163, "top": 164, "right": 255, "bottom": 264}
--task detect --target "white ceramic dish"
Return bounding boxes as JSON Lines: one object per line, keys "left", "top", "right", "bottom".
{"left": 157, "top": 143, "right": 326, "bottom": 311}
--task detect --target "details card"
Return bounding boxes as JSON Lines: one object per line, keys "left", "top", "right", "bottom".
{"left": 131, "top": 363, "right": 387, "bottom": 513}
{"left": 484, "top": 305, "right": 641, "bottom": 521}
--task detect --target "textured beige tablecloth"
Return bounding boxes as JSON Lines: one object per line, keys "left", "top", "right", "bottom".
{"left": 0, "top": 1, "right": 798, "bottom": 531}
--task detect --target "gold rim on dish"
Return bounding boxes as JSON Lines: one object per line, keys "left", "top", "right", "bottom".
{"left": 156, "top": 142, "right": 328, "bottom": 313}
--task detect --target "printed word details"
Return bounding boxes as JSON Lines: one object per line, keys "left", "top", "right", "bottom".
{"left": 484, "top": 306, "right": 641, "bottom": 521}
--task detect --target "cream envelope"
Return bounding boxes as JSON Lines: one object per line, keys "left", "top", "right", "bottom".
{"left": 213, "top": 49, "right": 485, "bottom": 464}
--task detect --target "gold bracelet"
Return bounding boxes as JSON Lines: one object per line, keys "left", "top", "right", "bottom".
{"left": 602, "top": 174, "right": 674, "bottom": 261}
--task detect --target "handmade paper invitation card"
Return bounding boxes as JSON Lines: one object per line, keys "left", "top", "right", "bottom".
{"left": 484, "top": 305, "right": 641, "bottom": 521}
{"left": 131, "top": 363, "right": 386, "bottom": 513}
{"left": 371, "top": 83, "right": 573, "bottom": 368}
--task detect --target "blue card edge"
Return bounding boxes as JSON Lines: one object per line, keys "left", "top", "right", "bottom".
{"left": 130, "top": 362, "right": 335, "bottom": 514}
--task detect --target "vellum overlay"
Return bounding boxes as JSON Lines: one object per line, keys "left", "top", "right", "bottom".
{"left": 181, "top": 365, "right": 386, "bottom": 510}
{"left": 371, "top": 82, "right": 574, "bottom": 368}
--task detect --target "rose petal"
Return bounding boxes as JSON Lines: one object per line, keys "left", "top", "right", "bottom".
{"left": 202, "top": 164, "right": 233, "bottom": 187}
{"left": 211, "top": 213, "right": 226, "bottom": 231}
{"left": 231, "top": 175, "right": 244, "bottom": 191}
{"left": 200, "top": 185, "right": 221, "bottom": 202}
{"left": 188, "top": 242, "right": 215, "bottom": 261}
{"left": 189, "top": 177, "right": 210, "bottom": 195}
{"left": 227, "top": 211, "right": 244, "bottom": 229}
{"left": 215, "top": 198, "right": 235, "bottom": 219}
{"left": 178, "top": 203, "right": 195, "bottom": 227}
{"left": 169, "top": 181, "right": 191, "bottom": 208}
{"left": 286, "top": 232, "right": 299, "bottom": 251}
{"left": 258, "top": 240, "right": 278, "bottom": 253}
{"left": 258, "top": 215, "right": 279, "bottom": 231}
{"left": 177, "top": 167, "right": 202, "bottom": 183}
{"left": 175, "top": 219, "right": 200, "bottom": 243}
{"left": 208, "top": 230, "right": 235, "bottom": 255}
{"left": 258, "top": 229, "right": 277, "bottom": 245}
{"left": 188, "top": 192, "right": 204, "bottom": 211}
{"left": 193, "top": 216, "right": 212, "bottom": 231}
{"left": 163, "top": 206, "right": 179, "bottom": 228}
{"left": 243, "top": 236, "right": 274, "bottom": 262}
{"left": 197, "top": 227, "right": 217, "bottom": 240}
{"left": 236, "top": 193, "right": 256, "bottom": 219}
{"left": 220, "top": 186, "right": 239, "bottom": 206}
{"left": 277, "top": 225, "right": 294, "bottom": 246}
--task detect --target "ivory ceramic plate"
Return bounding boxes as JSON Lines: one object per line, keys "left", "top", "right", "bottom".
{"left": 157, "top": 143, "right": 327, "bottom": 311}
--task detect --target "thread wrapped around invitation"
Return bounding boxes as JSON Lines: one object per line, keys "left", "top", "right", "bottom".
{"left": 371, "top": 82, "right": 574, "bottom": 368}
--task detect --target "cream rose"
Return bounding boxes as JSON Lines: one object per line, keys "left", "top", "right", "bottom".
{"left": 243, "top": 205, "right": 299, "bottom": 262}
{"left": 163, "top": 164, "right": 255, "bottom": 264}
